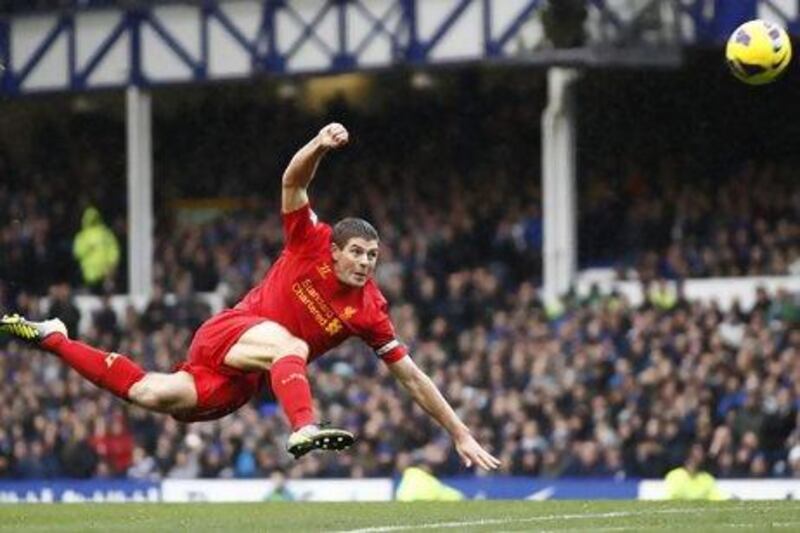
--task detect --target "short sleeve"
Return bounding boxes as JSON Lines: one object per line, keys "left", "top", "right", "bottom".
{"left": 282, "top": 203, "right": 326, "bottom": 254}
{"left": 363, "top": 299, "right": 408, "bottom": 365}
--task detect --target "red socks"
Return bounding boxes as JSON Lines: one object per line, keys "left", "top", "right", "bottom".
{"left": 41, "top": 333, "right": 145, "bottom": 400}
{"left": 270, "top": 355, "right": 315, "bottom": 430}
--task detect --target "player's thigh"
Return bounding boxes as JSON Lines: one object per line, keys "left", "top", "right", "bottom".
{"left": 128, "top": 371, "right": 198, "bottom": 413}
{"left": 223, "top": 320, "right": 309, "bottom": 372}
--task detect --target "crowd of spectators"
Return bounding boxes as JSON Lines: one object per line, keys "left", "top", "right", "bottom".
{"left": 0, "top": 68, "right": 798, "bottom": 481}
{"left": 1, "top": 72, "right": 798, "bottom": 307}
{"left": 577, "top": 66, "right": 800, "bottom": 280}
{"left": 1, "top": 275, "right": 798, "bottom": 480}
{"left": 581, "top": 157, "right": 800, "bottom": 281}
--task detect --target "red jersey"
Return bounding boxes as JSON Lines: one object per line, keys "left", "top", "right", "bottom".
{"left": 235, "top": 203, "right": 407, "bottom": 365}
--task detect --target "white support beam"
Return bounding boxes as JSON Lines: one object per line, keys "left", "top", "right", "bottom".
{"left": 126, "top": 86, "right": 153, "bottom": 298}
{"left": 542, "top": 67, "right": 579, "bottom": 300}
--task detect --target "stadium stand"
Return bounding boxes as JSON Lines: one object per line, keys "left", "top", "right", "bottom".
{"left": 1, "top": 271, "right": 798, "bottom": 480}
{"left": 0, "top": 69, "right": 798, "bottom": 480}
{"left": 1, "top": 75, "right": 797, "bottom": 305}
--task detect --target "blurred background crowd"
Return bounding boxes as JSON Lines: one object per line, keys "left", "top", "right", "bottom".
{"left": 1, "top": 271, "right": 798, "bottom": 480}
{"left": 2, "top": 70, "right": 798, "bottom": 303}
{"left": 0, "top": 66, "right": 798, "bottom": 480}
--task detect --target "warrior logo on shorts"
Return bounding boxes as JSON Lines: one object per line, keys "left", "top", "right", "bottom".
{"left": 105, "top": 352, "right": 120, "bottom": 368}
{"left": 342, "top": 306, "right": 357, "bottom": 320}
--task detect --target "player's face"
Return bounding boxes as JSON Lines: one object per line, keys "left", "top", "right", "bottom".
{"left": 332, "top": 237, "right": 379, "bottom": 287}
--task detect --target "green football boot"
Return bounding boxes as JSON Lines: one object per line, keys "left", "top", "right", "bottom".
{"left": 0, "top": 314, "right": 67, "bottom": 344}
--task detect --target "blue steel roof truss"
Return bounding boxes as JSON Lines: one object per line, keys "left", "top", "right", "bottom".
{"left": 282, "top": 1, "right": 336, "bottom": 64}
{"left": 350, "top": 0, "right": 402, "bottom": 60}
{"left": 1, "top": 0, "right": 798, "bottom": 95}
{"left": 485, "top": 0, "right": 542, "bottom": 57}
{"left": 758, "top": 0, "right": 799, "bottom": 33}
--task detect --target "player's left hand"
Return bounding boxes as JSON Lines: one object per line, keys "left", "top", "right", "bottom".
{"left": 318, "top": 123, "right": 349, "bottom": 150}
{"left": 454, "top": 432, "right": 501, "bottom": 471}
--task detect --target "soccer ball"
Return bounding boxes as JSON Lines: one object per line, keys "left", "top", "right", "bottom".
{"left": 725, "top": 20, "right": 792, "bottom": 85}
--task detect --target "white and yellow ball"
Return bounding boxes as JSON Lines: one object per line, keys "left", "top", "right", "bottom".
{"left": 726, "top": 20, "right": 792, "bottom": 85}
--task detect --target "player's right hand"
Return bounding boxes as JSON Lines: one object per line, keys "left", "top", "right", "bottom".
{"left": 318, "top": 123, "right": 349, "bottom": 150}
{"left": 455, "top": 432, "right": 501, "bottom": 471}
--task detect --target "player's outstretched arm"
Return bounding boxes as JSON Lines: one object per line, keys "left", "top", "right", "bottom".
{"left": 388, "top": 356, "right": 501, "bottom": 471}
{"left": 282, "top": 123, "right": 349, "bottom": 213}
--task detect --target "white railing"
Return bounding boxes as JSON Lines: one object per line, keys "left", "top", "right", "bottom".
{"left": 576, "top": 271, "right": 800, "bottom": 312}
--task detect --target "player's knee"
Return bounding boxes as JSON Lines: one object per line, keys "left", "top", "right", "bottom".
{"left": 128, "top": 374, "right": 193, "bottom": 412}
{"left": 128, "top": 378, "right": 163, "bottom": 409}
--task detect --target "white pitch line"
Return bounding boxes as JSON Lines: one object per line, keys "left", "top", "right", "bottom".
{"left": 537, "top": 527, "right": 651, "bottom": 533}
{"left": 539, "top": 521, "right": 800, "bottom": 533}
{"left": 333, "top": 507, "right": 711, "bottom": 533}
{"left": 698, "top": 521, "right": 800, "bottom": 530}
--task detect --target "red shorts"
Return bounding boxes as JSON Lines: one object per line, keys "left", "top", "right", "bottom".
{"left": 172, "top": 309, "right": 269, "bottom": 423}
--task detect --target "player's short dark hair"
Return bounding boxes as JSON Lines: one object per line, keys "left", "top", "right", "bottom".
{"left": 332, "top": 218, "right": 379, "bottom": 248}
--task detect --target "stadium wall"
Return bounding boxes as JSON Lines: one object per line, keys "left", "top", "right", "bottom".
{"left": 1, "top": 479, "right": 798, "bottom": 503}
{"left": 43, "top": 275, "right": 800, "bottom": 335}
{"left": 63, "top": 293, "right": 225, "bottom": 335}
{"left": 639, "top": 480, "right": 800, "bottom": 501}
{"left": 576, "top": 273, "right": 800, "bottom": 312}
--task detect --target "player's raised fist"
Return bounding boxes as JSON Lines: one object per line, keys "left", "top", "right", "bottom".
{"left": 318, "top": 123, "right": 349, "bottom": 150}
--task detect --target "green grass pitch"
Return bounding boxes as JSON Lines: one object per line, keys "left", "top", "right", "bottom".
{"left": 1, "top": 501, "right": 799, "bottom": 532}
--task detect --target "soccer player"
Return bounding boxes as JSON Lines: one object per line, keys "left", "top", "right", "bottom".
{"left": 1, "top": 123, "right": 501, "bottom": 470}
